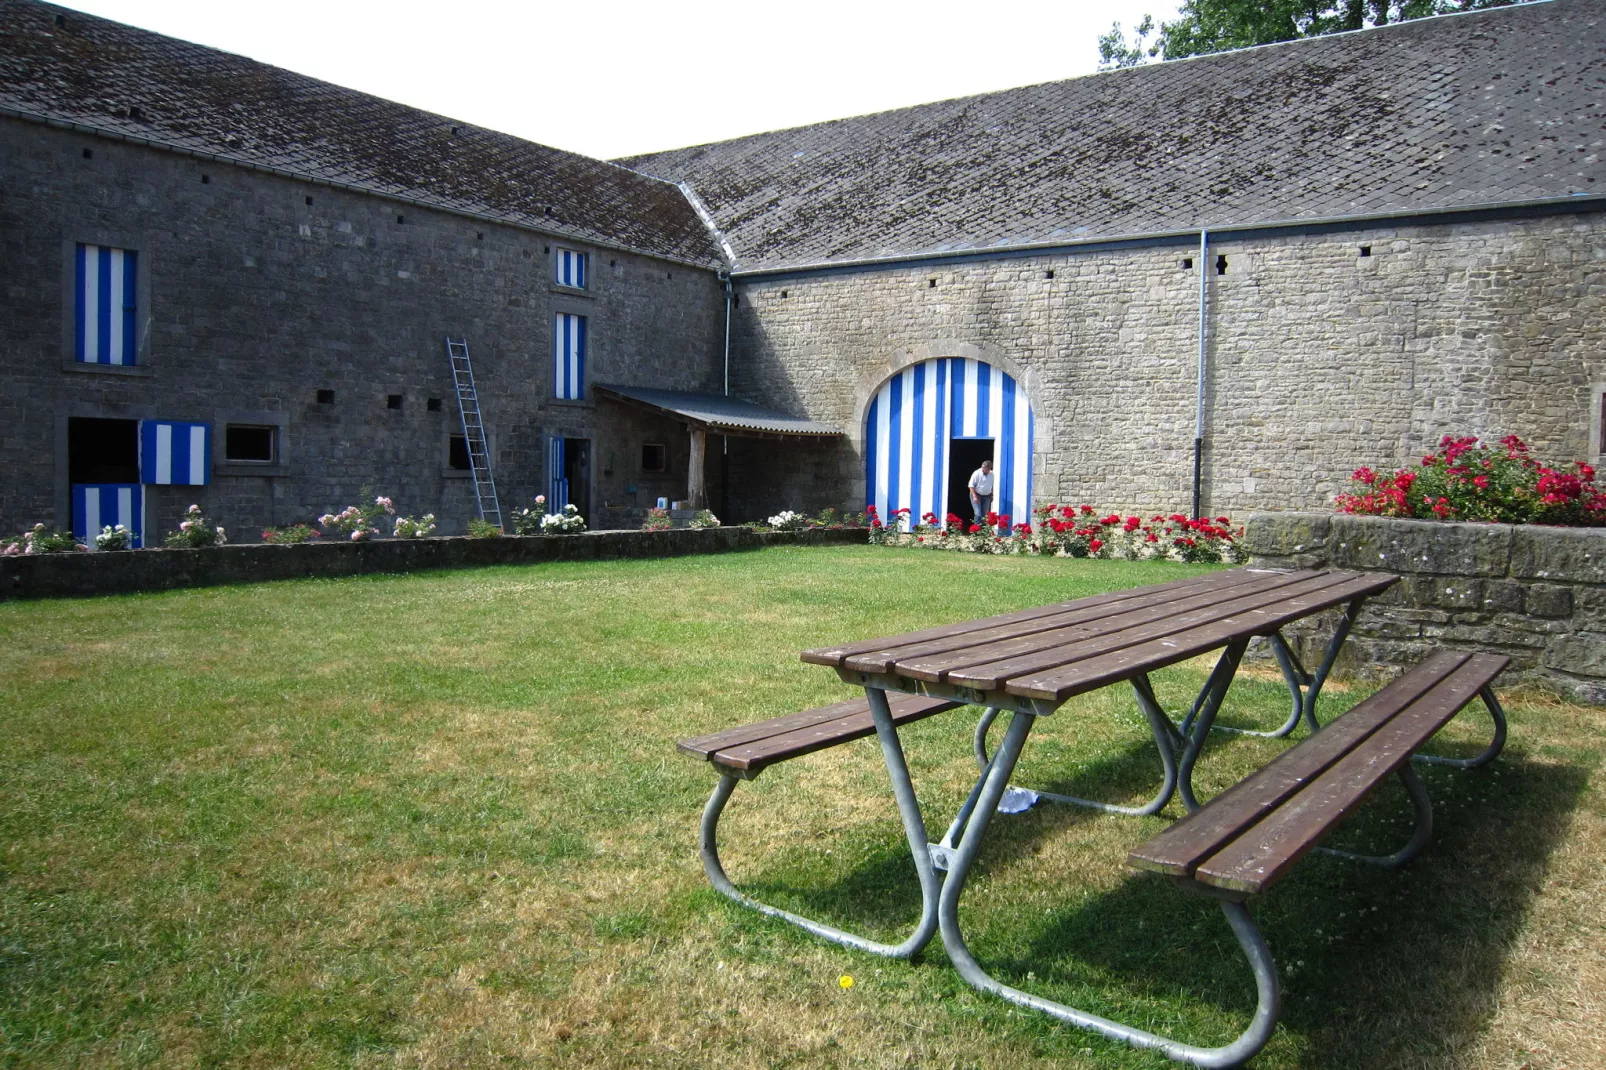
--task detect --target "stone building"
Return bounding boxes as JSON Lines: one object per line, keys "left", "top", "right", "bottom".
{"left": 1, "top": 0, "right": 1602, "bottom": 542}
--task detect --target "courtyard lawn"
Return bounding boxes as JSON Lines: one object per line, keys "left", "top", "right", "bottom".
{"left": 1, "top": 547, "right": 1602, "bottom": 1070}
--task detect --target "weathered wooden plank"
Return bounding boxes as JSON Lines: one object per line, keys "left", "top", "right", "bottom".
{"left": 677, "top": 693, "right": 962, "bottom": 761}
{"left": 851, "top": 568, "right": 1309, "bottom": 677}
{"left": 798, "top": 568, "right": 1268, "bottom": 668}
{"left": 1004, "top": 572, "right": 1399, "bottom": 701}
{"left": 1127, "top": 650, "right": 1472, "bottom": 878}
{"left": 707, "top": 696, "right": 967, "bottom": 773}
{"left": 929, "top": 571, "right": 1350, "bottom": 689}
{"left": 1191, "top": 652, "right": 1509, "bottom": 895}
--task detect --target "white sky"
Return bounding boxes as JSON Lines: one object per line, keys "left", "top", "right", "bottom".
{"left": 58, "top": 0, "right": 1180, "bottom": 160}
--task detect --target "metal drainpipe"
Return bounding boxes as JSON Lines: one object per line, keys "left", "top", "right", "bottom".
{"left": 720, "top": 273, "right": 733, "bottom": 520}
{"left": 1192, "top": 229, "right": 1208, "bottom": 519}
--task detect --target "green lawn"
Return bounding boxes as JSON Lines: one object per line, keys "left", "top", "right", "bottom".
{"left": 1, "top": 547, "right": 1602, "bottom": 1069}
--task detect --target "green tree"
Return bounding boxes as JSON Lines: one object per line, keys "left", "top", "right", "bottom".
{"left": 1098, "top": 0, "right": 1534, "bottom": 69}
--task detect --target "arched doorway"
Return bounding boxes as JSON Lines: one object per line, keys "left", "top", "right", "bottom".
{"left": 864, "top": 358, "right": 1033, "bottom": 530}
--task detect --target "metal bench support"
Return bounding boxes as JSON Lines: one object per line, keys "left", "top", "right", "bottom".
{"left": 696, "top": 688, "right": 942, "bottom": 959}
{"left": 1207, "top": 597, "right": 1365, "bottom": 741}
{"left": 1413, "top": 684, "right": 1507, "bottom": 769}
{"left": 940, "top": 708, "right": 1282, "bottom": 1069}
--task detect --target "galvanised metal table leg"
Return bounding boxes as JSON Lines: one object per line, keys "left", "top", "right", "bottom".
{"left": 1210, "top": 598, "right": 1365, "bottom": 741}
{"left": 1316, "top": 764, "right": 1433, "bottom": 867}
{"left": 938, "top": 708, "right": 1281, "bottom": 1068}
{"left": 970, "top": 677, "right": 1187, "bottom": 818}
{"left": 1412, "top": 685, "right": 1507, "bottom": 769}
{"left": 696, "top": 687, "right": 941, "bottom": 959}
{"left": 1177, "top": 640, "right": 1251, "bottom": 813}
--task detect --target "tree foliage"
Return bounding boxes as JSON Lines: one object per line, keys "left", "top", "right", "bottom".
{"left": 1098, "top": 0, "right": 1535, "bottom": 69}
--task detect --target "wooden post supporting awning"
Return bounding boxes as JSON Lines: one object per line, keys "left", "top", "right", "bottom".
{"left": 593, "top": 384, "right": 844, "bottom": 510}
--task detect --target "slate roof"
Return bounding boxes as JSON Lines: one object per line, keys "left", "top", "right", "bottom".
{"left": 594, "top": 384, "right": 842, "bottom": 437}
{"left": 620, "top": 0, "right": 1606, "bottom": 272}
{"left": 0, "top": 0, "right": 723, "bottom": 267}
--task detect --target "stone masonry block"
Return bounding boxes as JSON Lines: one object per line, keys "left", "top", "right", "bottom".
{"left": 1480, "top": 580, "right": 1526, "bottom": 614}
{"left": 1510, "top": 526, "right": 1606, "bottom": 584}
{"left": 1242, "top": 512, "right": 1331, "bottom": 559}
{"left": 1542, "top": 633, "right": 1606, "bottom": 678}
{"left": 1329, "top": 515, "right": 1512, "bottom": 578}
{"left": 1525, "top": 583, "right": 1574, "bottom": 619}
{"left": 1403, "top": 575, "right": 1484, "bottom": 610}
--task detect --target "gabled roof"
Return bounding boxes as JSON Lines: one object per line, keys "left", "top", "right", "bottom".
{"left": 594, "top": 384, "right": 842, "bottom": 438}
{"left": 620, "top": 0, "right": 1606, "bottom": 272}
{"left": 0, "top": 0, "right": 724, "bottom": 268}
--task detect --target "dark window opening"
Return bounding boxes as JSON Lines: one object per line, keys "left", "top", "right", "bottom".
{"left": 201, "top": 174, "right": 210, "bottom": 184}
{"left": 82, "top": 148, "right": 92, "bottom": 160}
{"left": 448, "top": 435, "right": 471, "bottom": 470}
{"left": 1215, "top": 254, "right": 1228, "bottom": 275}
{"left": 1045, "top": 269, "right": 1055, "bottom": 279}
{"left": 450, "top": 126, "right": 460, "bottom": 136}
{"left": 946, "top": 439, "right": 995, "bottom": 523}
{"left": 317, "top": 389, "right": 335, "bottom": 404}
{"left": 396, "top": 215, "right": 405, "bottom": 225}
{"left": 543, "top": 246, "right": 550, "bottom": 254}
{"left": 1359, "top": 245, "right": 1372, "bottom": 257}
{"left": 780, "top": 290, "right": 788, "bottom": 299}
{"left": 387, "top": 394, "right": 403, "bottom": 410}
{"left": 127, "top": 106, "right": 144, "bottom": 122}
{"left": 1181, "top": 257, "right": 1193, "bottom": 270}
{"left": 67, "top": 417, "right": 139, "bottom": 484}
{"left": 427, "top": 397, "right": 443, "bottom": 412}
{"left": 476, "top": 231, "right": 484, "bottom": 240}
{"left": 928, "top": 278, "right": 937, "bottom": 288}
{"left": 641, "top": 442, "right": 667, "bottom": 472}
{"left": 305, "top": 196, "right": 313, "bottom": 206}
{"left": 609, "top": 259, "right": 616, "bottom": 268}
{"left": 224, "top": 425, "right": 275, "bottom": 463}
{"left": 55, "top": 13, "right": 66, "bottom": 27}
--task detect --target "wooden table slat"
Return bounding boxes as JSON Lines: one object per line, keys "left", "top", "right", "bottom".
{"left": 799, "top": 568, "right": 1273, "bottom": 668}
{"left": 1192, "top": 652, "right": 1509, "bottom": 894}
{"left": 922, "top": 571, "right": 1346, "bottom": 688}
{"left": 847, "top": 568, "right": 1311, "bottom": 676}
{"left": 1005, "top": 572, "right": 1399, "bottom": 701}
{"left": 1127, "top": 649, "right": 1473, "bottom": 877}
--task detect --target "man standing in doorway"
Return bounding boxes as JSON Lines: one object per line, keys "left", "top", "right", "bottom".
{"left": 968, "top": 458, "right": 994, "bottom": 526}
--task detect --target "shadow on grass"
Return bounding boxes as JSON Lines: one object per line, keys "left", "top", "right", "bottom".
{"left": 963, "top": 753, "right": 1587, "bottom": 1066}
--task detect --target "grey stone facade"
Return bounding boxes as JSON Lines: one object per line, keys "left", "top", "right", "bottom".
{"left": 725, "top": 211, "right": 1606, "bottom": 518}
{"left": 0, "top": 117, "right": 726, "bottom": 538}
{"left": 1245, "top": 511, "right": 1606, "bottom": 703}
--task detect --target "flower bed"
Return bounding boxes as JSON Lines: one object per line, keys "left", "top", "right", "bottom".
{"left": 868, "top": 504, "right": 1246, "bottom": 563}
{"left": 1338, "top": 435, "right": 1604, "bottom": 525}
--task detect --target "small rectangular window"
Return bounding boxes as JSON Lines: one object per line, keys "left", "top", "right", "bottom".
{"left": 74, "top": 243, "right": 138, "bottom": 365}
{"left": 448, "top": 435, "right": 471, "bottom": 470}
{"left": 554, "top": 312, "right": 587, "bottom": 400}
{"left": 555, "top": 248, "right": 587, "bottom": 289}
{"left": 641, "top": 442, "right": 667, "bottom": 472}
{"left": 224, "top": 425, "right": 275, "bottom": 463}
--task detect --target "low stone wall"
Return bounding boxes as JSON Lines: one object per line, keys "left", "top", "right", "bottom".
{"left": 1245, "top": 512, "right": 1606, "bottom": 703}
{"left": 0, "top": 527, "right": 868, "bottom": 602}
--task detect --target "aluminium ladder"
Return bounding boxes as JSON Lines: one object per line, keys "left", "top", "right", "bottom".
{"left": 445, "top": 337, "right": 503, "bottom": 530}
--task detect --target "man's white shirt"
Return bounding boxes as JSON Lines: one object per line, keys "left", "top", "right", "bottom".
{"left": 969, "top": 468, "right": 995, "bottom": 496}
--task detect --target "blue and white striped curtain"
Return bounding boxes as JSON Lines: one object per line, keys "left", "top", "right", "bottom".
{"left": 75, "top": 244, "right": 138, "bottom": 365}
{"left": 72, "top": 484, "right": 142, "bottom": 547}
{"left": 139, "top": 421, "right": 210, "bottom": 485}
{"left": 547, "top": 435, "right": 568, "bottom": 511}
{"left": 554, "top": 313, "right": 586, "bottom": 400}
{"left": 555, "top": 248, "right": 586, "bottom": 289}
{"left": 865, "top": 359, "right": 1033, "bottom": 532}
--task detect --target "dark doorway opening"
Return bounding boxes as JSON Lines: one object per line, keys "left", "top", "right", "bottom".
{"left": 946, "top": 438, "right": 994, "bottom": 524}
{"left": 68, "top": 418, "right": 139, "bottom": 484}
{"left": 563, "top": 437, "right": 590, "bottom": 524}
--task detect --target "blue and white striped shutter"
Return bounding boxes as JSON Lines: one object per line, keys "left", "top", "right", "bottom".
{"left": 72, "top": 484, "right": 143, "bottom": 547}
{"left": 553, "top": 313, "right": 586, "bottom": 400}
{"left": 547, "top": 436, "right": 568, "bottom": 511}
{"left": 139, "top": 421, "right": 211, "bottom": 485}
{"left": 555, "top": 249, "right": 586, "bottom": 289}
{"left": 865, "top": 358, "right": 1032, "bottom": 533}
{"left": 75, "top": 244, "right": 138, "bottom": 365}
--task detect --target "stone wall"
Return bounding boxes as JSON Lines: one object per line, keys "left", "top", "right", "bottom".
{"left": 729, "top": 210, "right": 1606, "bottom": 519}
{"left": 0, "top": 117, "right": 726, "bottom": 539}
{"left": 1245, "top": 511, "right": 1606, "bottom": 703}
{"left": 0, "top": 527, "right": 868, "bottom": 601}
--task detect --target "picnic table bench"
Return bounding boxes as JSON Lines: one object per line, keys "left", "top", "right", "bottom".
{"left": 677, "top": 566, "right": 1510, "bottom": 1067}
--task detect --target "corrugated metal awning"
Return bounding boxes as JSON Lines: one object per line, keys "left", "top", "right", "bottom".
{"left": 594, "top": 384, "right": 842, "bottom": 438}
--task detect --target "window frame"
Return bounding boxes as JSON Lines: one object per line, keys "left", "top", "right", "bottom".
{"left": 60, "top": 234, "right": 153, "bottom": 376}
{"left": 552, "top": 310, "right": 588, "bottom": 402}
{"left": 554, "top": 247, "right": 588, "bottom": 290}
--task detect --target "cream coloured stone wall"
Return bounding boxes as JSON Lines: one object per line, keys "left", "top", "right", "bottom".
{"left": 729, "top": 211, "right": 1606, "bottom": 519}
